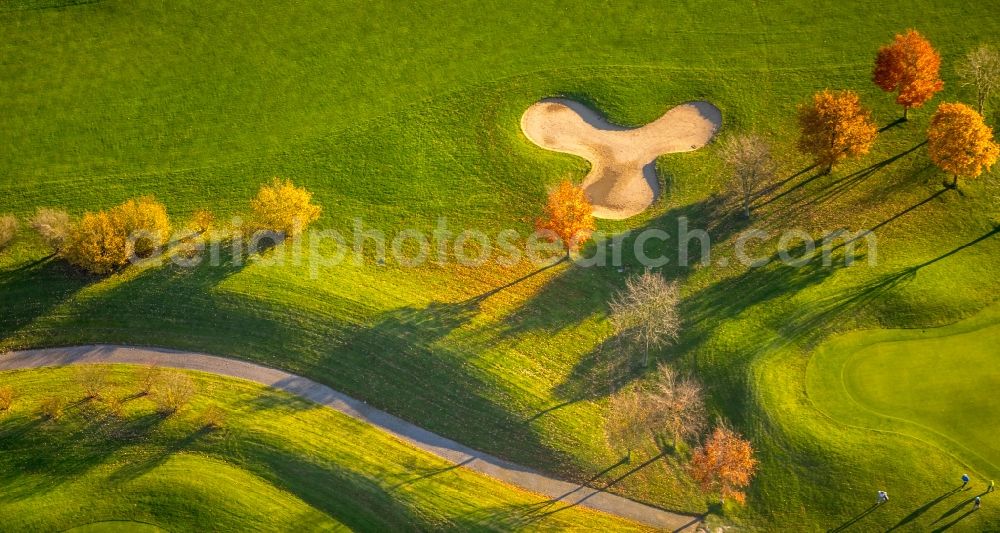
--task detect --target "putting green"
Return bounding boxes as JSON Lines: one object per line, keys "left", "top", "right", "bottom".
{"left": 808, "top": 302, "right": 1000, "bottom": 481}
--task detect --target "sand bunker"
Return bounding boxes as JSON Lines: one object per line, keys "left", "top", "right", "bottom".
{"left": 521, "top": 99, "right": 722, "bottom": 219}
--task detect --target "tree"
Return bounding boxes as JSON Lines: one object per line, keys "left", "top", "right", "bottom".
{"left": 0, "top": 386, "right": 13, "bottom": 412}
{"left": 29, "top": 208, "right": 71, "bottom": 252}
{"left": 927, "top": 102, "right": 1000, "bottom": 188}
{"left": 138, "top": 364, "right": 162, "bottom": 396}
{"left": 189, "top": 209, "right": 215, "bottom": 235}
{"left": 957, "top": 44, "right": 1000, "bottom": 115}
{"left": 251, "top": 178, "right": 322, "bottom": 236}
{"left": 721, "top": 133, "right": 775, "bottom": 218}
{"left": 873, "top": 29, "right": 944, "bottom": 119}
{"left": 605, "top": 387, "right": 652, "bottom": 457}
{"left": 609, "top": 271, "right": 681, "bottom": 367}
{"left": 535, "top": 180, "right": 595, "bottom": 259}
{"left": 152, "top": 371, "right": 196, "bottom": 415}
{"left": 689, "top": 425, "right": 759, "bottom": 504}
{"left": 77, "top": 365, "right": 111, "bottom": 400}
{"left": 39, "top": 396, "right": 65, "bottom": 420}
{"left": 648, "top": 364, "right": 707, "bottom": 450}
{"left": 62, "top": 210, "right": 128, "bottom": 274}
{"left": 0, "top": 214, "right": 17, "bottom": 250}
{"left": 797, "top": 90, "right": 878, "bottom": 172}
{"left": 61, "top": 196, "right": 171, "bottom": 274}
{"left": 111, "top": 195, "right": 172, "bottom": 257}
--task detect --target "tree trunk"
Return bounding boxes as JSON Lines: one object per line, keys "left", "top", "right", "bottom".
{"left": 643, "top": 337, "right": 650, "bottom": 367}
{"left": 978, "top": 92, "right": 986, "bottom": 115}
{"left": 902, "top": 106, "right": 908, "bottom": 120}
{"left": 743, "top": 195, "right": 751, "bottom": 219}
{"left": 950, "top": 174, "right": 959, "bottom": 189}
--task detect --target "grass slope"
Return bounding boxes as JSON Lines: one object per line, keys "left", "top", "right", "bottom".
{"left": 2, "top": 0, "right": 1000, "bottom": 529}
{"left": 809, "top": 302, "right": 1000, "bottom": 481}
{"left": 0, "top": 366, "right": 645, "bottom": 531}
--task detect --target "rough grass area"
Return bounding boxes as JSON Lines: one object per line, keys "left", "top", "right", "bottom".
{"left": 0, "top": 366, "right": 645, "bottom": 531}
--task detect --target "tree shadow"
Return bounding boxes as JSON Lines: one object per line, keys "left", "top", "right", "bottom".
{"left": 0, "top": 257, "right": 94, "bottom": 348}
{"left": 828, "top": 502, "right": 879, "bottom": 532}
{"left": 931, "top": 508, "right": 977, "bottom": 532}
{"left": 801, "top": 141, "right": 927, "bottom": 209}
{"left": 108, "top": 424, "right": 213, "bottom": 482}
{"left": 886, "top": 486, "right": 964, "bottom": 531}
{"left": 326, "top": 299, "right": 580, "bottom": 473}
{"left": 234, "top": 440, "right": 441, "bottom": 530}
{"left": 0, "top": 402, "right": 166, "bottom": 502}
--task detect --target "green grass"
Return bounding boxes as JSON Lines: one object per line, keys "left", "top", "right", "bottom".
{"left": 809, "top": 301, "right": 1000, "bottom": 482}
{"left": 0, "top": 365, "right": 645, "bottom": 531}
{"left": 2, "top": 0, "right": 1000, "bottom": 529}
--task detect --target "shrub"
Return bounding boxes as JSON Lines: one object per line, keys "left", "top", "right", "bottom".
{"left": 61, "top": 196, "right": 171, "bottom": 274}
{"left": 0, "top": 386, "right": 13, "bottom": 411}
{"left": 39, "top": 396, "right": 65, "bottom": 420}
{"left": 111, "top": 196, "right": 172, "bottom": 257}
{"left": 77, "top": 365, "right": 111, "bottom": 400}
{"left": 189, "top": 209, "right": 215, "bottom": 235}
{"left": 199, "top": 405, "right": 226, "bottom": 429}
{"left": 0, "top": 214, "right": 18, "bottom": 250}
{"left": 29, "top": 207, "right": 72, "bottom": 252}
{"left": 152, "top": 371, "right": 196, "bottom": 415}
{"left": 251, "top": 178, "right": 322, "bottom": 236}
{"left": 138, "top": 364, "right": 161, "bottom": 396}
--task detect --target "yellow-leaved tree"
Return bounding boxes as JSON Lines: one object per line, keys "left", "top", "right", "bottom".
{"left": 797, "top": 90, "right": 879, "bottom": 172}
{"left": 62, "top": 196, "right": 171, "bottom": 274}
{"left": 251, "top": 178, "right": 322, "bottom": 236}
{"left": 927, "top": 102, "right": 1000, "bottom": 188}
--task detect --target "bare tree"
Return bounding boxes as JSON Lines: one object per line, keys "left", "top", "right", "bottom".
{"left": 0, "top": 214, "right": 17, "bottom": 250}
{"left": 957, "top": 44, "right": 1000, "bottom": 115}
{"left": 153, "top": 371, "right": 196, "bottom": 415}
{"left": 138, "top": 363, "right": 162, "bottom": 396}
{"left": 29, "top": 208, "right": 71, "bottom": 253}
{"left": 605, "top": 387, "right": 652, "bottom": 458}
{"left": 77, "top": 365, "right": 111, "bottom": 400}
{"left": 647, "top": 364, "right": 707, "bottom": 450}
{"left": 721, "top": 133, "right": 775, "bottom": 219}
{"left": 609, "top": 271, "right": 681, "bottom": 367}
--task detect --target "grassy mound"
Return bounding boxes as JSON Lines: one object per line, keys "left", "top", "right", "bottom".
{"left": 0, "top": 366, "right": 644, "bottom": 531}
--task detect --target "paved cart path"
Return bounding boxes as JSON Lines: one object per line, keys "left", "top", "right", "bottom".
{"left": 1, "top": 345, "right": 702, "bottom": 531}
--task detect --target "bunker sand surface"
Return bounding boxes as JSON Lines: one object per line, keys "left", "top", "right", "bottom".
{"left": 521, "top": 98, "right": 722, "bottom": 219}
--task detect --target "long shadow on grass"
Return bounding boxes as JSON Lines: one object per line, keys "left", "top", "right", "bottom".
{"left": 828, "top": 502, "right": 880, "bottom": 532}
{"left": 0, "top": 402, "right": 166, "bottom": 502}
{"left": 886, "top": 486, "right": 963, "bottom": 531}
{"left": 327, "top": 298, "right": 579, "bottom": 473}
{"left": 0, "top": 257, "right": 94, "bottom": 349}
{"left": 512, "top": 196, "right": 744, "bottom": 407}
{"left": 235, "top": 439, "right": 440, "bottom": 530}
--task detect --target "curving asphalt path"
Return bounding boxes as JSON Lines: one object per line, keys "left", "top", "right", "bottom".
{"left": 0, "top": 345, "right": 702, "bottom": 531}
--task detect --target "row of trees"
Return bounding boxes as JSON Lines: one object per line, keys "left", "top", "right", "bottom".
{"left": 0, "top": 178, "right": 322, "bottom": 274}
{"left": 725, "top": 31, "right": 1000, "bottom": 219}
{"left": 606, "top": 363, "right": 758, "bottom": 504}
{"left": 0, "top": 365, "right": 221, "bottom": 427}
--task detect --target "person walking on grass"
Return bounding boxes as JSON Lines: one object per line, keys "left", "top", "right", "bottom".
{"left": 989, "top": 480, "right": 995, "bottom": 493}
{"left": 877, "top": 490, "right": 889, "bottom": 504}
{"left": 962, "top": 474, "right": 970, "bottom": 488}
{"left": 974, "top": 496, "right": 981, "bottom": 511}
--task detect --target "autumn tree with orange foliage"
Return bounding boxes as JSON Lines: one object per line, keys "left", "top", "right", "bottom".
{"left": 689, "top": 425, "right": 758, "bottom": 504}
{"left": 797, "top": 90, "right": 878, "bottom": 172}
{"left": 873, "top": 29, "right": 944, "bottom": 120}
{"left": 535, "top": 180, "right": 595, "bottom": 259}
{"left": 927, "top": 102, "right": 1000, "bottom": 188}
